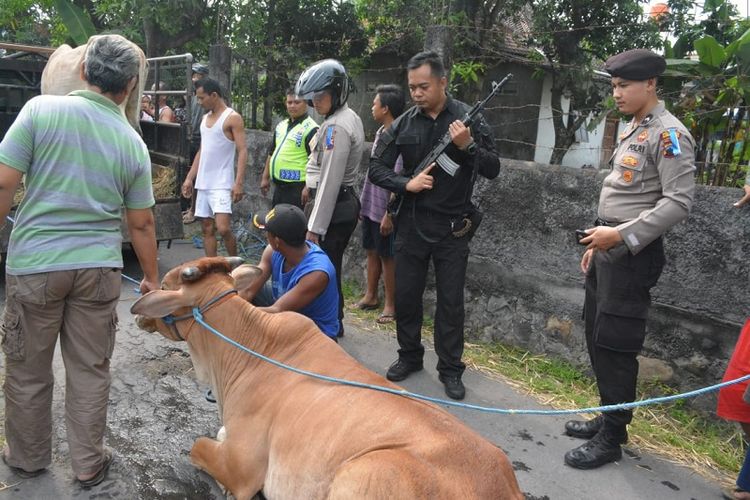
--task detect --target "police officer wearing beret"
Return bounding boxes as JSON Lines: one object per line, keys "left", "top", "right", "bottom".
{"left": 565, "top": 49, "right": 696, "bottom": 469}
{"left": 368, "top": 51, "right": 500, "bottom": 401}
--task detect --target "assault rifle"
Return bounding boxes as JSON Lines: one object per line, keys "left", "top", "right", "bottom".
{"left": 389, "top": 73, "right": 513, "bottom": 217}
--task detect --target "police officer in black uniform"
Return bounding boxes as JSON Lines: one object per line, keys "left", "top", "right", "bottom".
{"left": 564, "top": 49, "right": 696, "bottom": 469}
{"left": 369, "top": 51, "right": 500, "bottom": 400}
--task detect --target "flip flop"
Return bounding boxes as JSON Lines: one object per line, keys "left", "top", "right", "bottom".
{"left": 376, "top": 314, "right": 395, "bottom": 324}
{"left": 77, "top": 448, "right": 114, "bottom": 489}
{"left": 2, "top": 448, "right": 46, "bottom": 479}
{"left": 355, "top": 301, "right": 379, "bottom": 311}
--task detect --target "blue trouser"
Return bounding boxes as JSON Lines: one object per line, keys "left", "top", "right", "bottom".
{"left": 739, "top": 444, "right": 750, "bottom": 491}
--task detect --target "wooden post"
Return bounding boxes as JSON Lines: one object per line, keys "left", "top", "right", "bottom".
{"left": 424, "top": 25, "right": 452, "bottom": 79}
{"left": 209, "top": 44, "right": 232, "bottom": 105}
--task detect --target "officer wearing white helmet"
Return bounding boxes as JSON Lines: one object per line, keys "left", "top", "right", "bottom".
{"left": 295, "top": 59, "right": 365, "bottom": 337}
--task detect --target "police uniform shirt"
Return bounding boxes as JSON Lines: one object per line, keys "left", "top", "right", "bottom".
{"left": 600, "top": 101, "right": 696, "bottom": 254}
{"left": 369, "top": 95, "right": 500, "bottom": 216}
{"left": 305, "top": 104, "right": 365, "bottom": 236}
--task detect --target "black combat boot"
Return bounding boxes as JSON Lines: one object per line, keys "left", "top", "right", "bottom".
{"left": 564, "top": 414, "right": 604, "bottom": 439}
{"left": 563, "top": 426, "right": 628, "bottom": 470}
{"left": 386, "top": 359, "right": 423, "bottom": 382}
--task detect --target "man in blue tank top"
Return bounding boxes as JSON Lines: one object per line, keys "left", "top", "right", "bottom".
{"left": 238, "top": 204, "right": 340, "bottom": 339}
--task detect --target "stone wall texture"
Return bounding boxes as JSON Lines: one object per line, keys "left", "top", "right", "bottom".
{"left": 238, "top": 129, "right": 750, "bottom": 410}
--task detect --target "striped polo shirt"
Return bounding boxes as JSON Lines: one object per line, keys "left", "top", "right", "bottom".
{"left": 0, "top": 90, "right": 155, "bottom": 275}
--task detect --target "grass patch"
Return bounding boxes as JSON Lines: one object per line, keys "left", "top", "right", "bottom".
{"left": 342, "top": 279, "right": 744, "bottom": 487}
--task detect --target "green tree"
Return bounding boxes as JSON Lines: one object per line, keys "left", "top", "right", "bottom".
{"left": 663, "top": 3, "right": 750, "bottom": 187}
{"left": 230, "top": 0, "right": 366, "bottom": 129}
{"left": 0, "top": 0, "right": 217, "bottom": 57}
{"left": 1, "top": 0, "right": 64, "bottom": 46}
{"left": 521, "top": 0, "right": 661, "bottom": 164}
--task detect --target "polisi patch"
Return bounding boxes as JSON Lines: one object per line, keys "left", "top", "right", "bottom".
{"left": 621, "top": 155, "right": 639, "bottom": 167}
{"left": 324, "top": 125, "right": 336, "bottom": 150}
{"left": 627, "top": 143, "right": 646, "bottom": 154}
{"left": 637, "top": 131, "right": 648, "bottom": 142}
{"left": 622, "top": 170, "right": 634, "bottom": 183}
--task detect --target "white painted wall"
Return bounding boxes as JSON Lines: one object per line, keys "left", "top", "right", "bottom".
{"left": 534, "top": 73, "right": 619, "bottom": 168}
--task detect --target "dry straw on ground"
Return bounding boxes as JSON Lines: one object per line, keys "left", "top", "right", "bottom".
{"left": 11, "top": 164, "right": 177, "bottom": 207}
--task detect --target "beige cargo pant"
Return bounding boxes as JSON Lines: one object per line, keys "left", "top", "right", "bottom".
{"left": 2, "top": 268, "right": 120, "bottom": 476}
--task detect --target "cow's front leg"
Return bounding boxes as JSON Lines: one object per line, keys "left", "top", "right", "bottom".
{"left": 191, "top": 437, "right": 230, "bottom": 494}
{"left": 191, "top": 437, "right": 265, "bottom": 500}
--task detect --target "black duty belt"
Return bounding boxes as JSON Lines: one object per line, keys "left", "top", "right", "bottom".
{"left": 272, "top": 179, "right": 305, "bottom": 186}
{"left": 595, "top": 217, "right": 622, "bottom": 228}
{"left": 308, "top": 185, "right": 356, "bottom": 199}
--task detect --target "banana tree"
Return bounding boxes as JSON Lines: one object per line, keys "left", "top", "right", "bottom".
{"left": 663, "top": 26, "right": 750, "bottom": 187}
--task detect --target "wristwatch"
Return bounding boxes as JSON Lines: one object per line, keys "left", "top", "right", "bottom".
{"left": 465, "top": 141, "right": 478, "bottom": 156}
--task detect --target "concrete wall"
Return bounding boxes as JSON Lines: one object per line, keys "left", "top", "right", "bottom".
{"left": 237, "top": 129, "right": 750, "bottom": 410}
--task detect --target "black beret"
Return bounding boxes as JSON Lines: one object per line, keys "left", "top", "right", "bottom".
{"left": 604, "top": 49, "right": 666, "bottom": 80}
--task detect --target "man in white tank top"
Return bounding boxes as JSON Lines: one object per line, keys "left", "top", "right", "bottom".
{"left": 181, "top": 78, "right": 248, "bottom": 257}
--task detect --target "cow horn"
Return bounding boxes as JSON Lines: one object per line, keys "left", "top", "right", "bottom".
{"left": 225, "top": 256, "right": 245, "bottom": 271}
{"left": 181, "top": 266, "right": 203, "bottom": 282}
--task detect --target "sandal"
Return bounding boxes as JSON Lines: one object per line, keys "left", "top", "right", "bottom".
{"left": 355, "top": 301, "right": 379, "bottom": 311}
{"left": 376, "top": 313, "right": 395, "bottom": 324}
{"left": 2, "top": 448, "right": 46, "bottom": 478}
{"left": 77, "top": 448, "right": 114, "bottom": 489}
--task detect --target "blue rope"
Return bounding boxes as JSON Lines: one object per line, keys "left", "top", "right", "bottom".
{"left": 122, "top": 273, "right": 141, "bottom": 286}
{"left": 191, "top": 307, "right": 750, "bottom": 415}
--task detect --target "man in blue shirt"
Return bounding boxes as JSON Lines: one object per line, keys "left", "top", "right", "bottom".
{"left": 238, "top": 204, "right": 339, "bottom": 339}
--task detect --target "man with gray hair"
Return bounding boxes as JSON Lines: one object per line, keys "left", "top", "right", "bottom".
{"left": 0, "top": 34, "right": 159, "bottom": 488}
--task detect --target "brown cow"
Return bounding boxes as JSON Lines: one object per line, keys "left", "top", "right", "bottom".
{"left": 41, "top": 34, "right": 148, "bottom": 134}
{"left": 130, "top": 257, "right": 523, "bottom": 500}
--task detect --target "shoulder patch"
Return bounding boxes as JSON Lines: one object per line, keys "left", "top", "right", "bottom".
{"left": 661, "top": 128, "right": 681, "bottom": 158}
{"left": 324, "top": 125, "right": 336, "bottom": 150}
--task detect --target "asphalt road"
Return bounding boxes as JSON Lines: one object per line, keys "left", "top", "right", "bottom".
{"left": 0, "top": 240, "right": 728, "bottom": 499}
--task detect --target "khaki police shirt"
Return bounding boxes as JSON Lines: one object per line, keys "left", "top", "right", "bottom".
{"left": 599, "top": 101, "right": 696, "bottom": 254}
{"left": 305, "top": 104, "right": 365, "bottom": 236}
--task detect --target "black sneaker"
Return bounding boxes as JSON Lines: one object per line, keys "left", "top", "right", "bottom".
{"left": 564, "top": 429, "right": 627, "bottom": 469}
{"left": 564, "top": 415, "right": 604, "bottom": 439}
{"left": 386, "top": 359, "right": 423, "bottom": 382}
{"left": 438, "top": 374, "right": 466, "bottom": 400}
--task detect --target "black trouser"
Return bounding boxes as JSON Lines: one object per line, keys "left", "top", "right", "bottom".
{"left": 318, "top": 215, "right": 358, "bottom": 335}
{"left": 272, "top": 181, "right": 305, "bottom": 209}
{"left": 393, "top": 211, "right": 470, "bottom": 377}
{"left": 584, "top": 237, "right": 665, "bottom": 431}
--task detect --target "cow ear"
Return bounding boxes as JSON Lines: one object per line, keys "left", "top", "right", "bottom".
{"left": 130, "top": 289, "right": 191, "bottom": 317}
{"left": 231, "top": 264, "right": 263, "bottom": 291}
